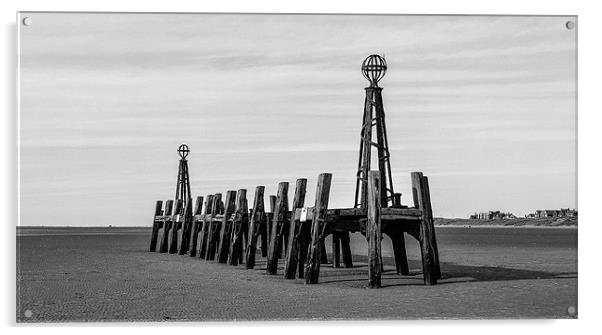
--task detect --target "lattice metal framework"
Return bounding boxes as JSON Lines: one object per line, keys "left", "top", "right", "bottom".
{"left": 175, "top": 143, "right": 192, "bottom": 213}
{"left": 354, "top": 55, "right": 395, "bottom": 209}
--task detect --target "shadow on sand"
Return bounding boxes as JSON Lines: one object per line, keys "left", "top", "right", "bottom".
{"left": 311, "top": 254, "right": 577, "bottom": 288}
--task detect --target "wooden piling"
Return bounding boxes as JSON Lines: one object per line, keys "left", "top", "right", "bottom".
{"left": 188, "top": 196, "right": 203, "bottom": 257}
{"left": 244, "top": 186, "right": 265, "bottom": 269}
{"left": 391, "top": 233, "right": 410, "bottom": 275}
{"left": 159, "top": 200, "right": 174, "bottom": 253}
{"left": 260, "top": 220, "right": 268, "bottom": 258}
{"left": 179, "top": 200, "right": 193, "bottom": 255}
{"left": 422, "top": 176, "right": 441, "bottom": 279}
{"left": 198, "top": 195, "right": 214, "bottom": 259}
{"left": 217, "top": 190, "right": 237, "bottom": 263}
{"left": 320, "top": 240, "right": 328, "bottom": 264}
{"left": 205, "top": 193, "right": 222, "bottom": 261}
{"left": 267, "top": 195, "right": 276, "bottom": 239}
{"left": 283, "top": 179, "right": 307, "bottom": 279}
{"left": 228, "top": 189, "right": 248, "bottom": 266}
{"left": 266, "top": 182, "right": 289, "bottom": 275}
{"left": 169, "top": 199, "right": 184, "bottom": 254}
{"left": 296, "top": 211, "right": 312, "bottom": 279}
{"left": 149, "top": 200, "right": 163, "bottom": 252}
{"left": 367, "top": 171, "right": 383, "bottom": 288}
{"left": 411, "top": 172, "right": 437, "bottom": 285}
{"left": 269, "top": 195, "right": 277, "bottom": 212}
{"left": 332, "top": 232, "right": 341, "bottom": 268}
{"left": 340, "top": 232, "right": 353, "bottom": 268}
{"left": 304, "top": 173, "right": 332, "bottom": 284}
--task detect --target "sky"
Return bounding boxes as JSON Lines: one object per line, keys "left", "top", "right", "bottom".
{"left": 18, "top": 13, "right": 577, "bottom": 226}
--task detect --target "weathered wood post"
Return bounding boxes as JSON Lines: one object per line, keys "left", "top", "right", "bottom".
{"left": 188, "top": 196, "right": 204, "bottom": 257}
{"left": 320, "top": 240, "right": 328, "bottom": 264}
{"left": 198, "top": 194, "right": 214, "bottom": 259}
{"left": 340, "top": 232, "right": 353, "bottom": 268}
{"left": 267, "top": 195, "right": 276, "bottom": 240}
{"left": 389, "top": 192, "right": 409, "bottom": 275}
{"left": 228, "top": 189, "right": 248, "bottom": 266}
{"left": 266, "top": 182, "right": 289, "bottom": 275}
{"left": 159, "top": 200, "right": 174, "bottom": 253}
{"left": 179, "top": 200, "right": 193, "bottom": 255}
{"left": 205, "top": 193, "right": 222, "bottom": 261}
{"left": 217, "top": 190, "right": 237, "bottom": 263}
{"left": 269, "top": 195, "right": 277, "bottom": 211}
{"left": 422, "top": 176, "right": 441, "bottom": 279}
{"left": 367, "top": 170, "right": 383, "bottom": 288}
{"left": 411, "top": 172, "right": 437, "bottom": 285}
{"left": 391, "top": 233, "right": 410, "bottom": 275}
{"left": 283, "top": 178, "right": 307, "bottom": 279}
{"left": 296, "top": 210, "right": 312, "bottom": 279}
{"left": 169, "top": 199, "right": 184, "bottom": 254}
{"left": 305, "top": 173, "right": 332, "bottom": 284}
{"left": 332, "top": 232, "right": 341, "bottom": 268}
{"left": 244, "top": 186, "right": 265, "bottom": 269}
{"left": 149, "top": 200, "right": 164, "bottom": 252}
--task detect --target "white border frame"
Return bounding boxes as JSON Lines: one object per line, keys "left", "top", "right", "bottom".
{"left": 3, "top": 0, "right": 600, "bottom": 333}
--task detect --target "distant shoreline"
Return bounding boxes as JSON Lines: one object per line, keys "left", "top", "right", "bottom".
{"left": 434, "top": 217, "right": 577, "bottom": 228}
{"left": 17, "top": 216, "right": 578, "bottom": 230}
{"left": 434, "top": 224, "right": 577, "bottom": 229}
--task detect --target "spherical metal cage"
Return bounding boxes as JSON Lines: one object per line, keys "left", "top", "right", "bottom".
{"left": 177, "top": 144, "right": 190, "bottom": 159}
{"left": 361, "top": 54, "right": 387, "bottom": 87}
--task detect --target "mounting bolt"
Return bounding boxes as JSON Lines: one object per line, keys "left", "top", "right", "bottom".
{"left": 566, "top": 21, "right": 575, "bottom": 30}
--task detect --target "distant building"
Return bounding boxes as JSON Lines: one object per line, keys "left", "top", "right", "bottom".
{"left": 470, "top": 210, "right": 516, "bottom": 220}
{"left": 532, "top": 208, "right": 577, "bottom": 218}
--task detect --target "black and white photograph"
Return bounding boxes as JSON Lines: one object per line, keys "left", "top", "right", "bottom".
{"left": 15, "top": 10, "right": 578, "bottom": 322}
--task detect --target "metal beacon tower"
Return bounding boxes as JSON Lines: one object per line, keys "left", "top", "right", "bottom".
{"left": 354, "top": 54, "right": 396, "bottom": 209}
{"left": 175, "top": 143, "right": 192, "bottom": 211}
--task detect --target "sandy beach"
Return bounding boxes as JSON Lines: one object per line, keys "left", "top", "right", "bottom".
{"left": 16, "top": 226, "right": 577, "bottom": 321}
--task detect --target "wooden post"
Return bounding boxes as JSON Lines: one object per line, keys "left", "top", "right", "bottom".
{"left": 319, "top": 240, "right": 328, "bottom": 264}
{"left": 169, "top": 199, "right": 184, "bottom": 254}
{"left": 159, "top": 200, "right": 174, "bottom": 253}
{"left": 340, "top": 232, "right": 353, "bottom": 268}
{"left": 269, "top": 195, "right": 277, "bottom": 212}
{"left": 217, "top": 190, "right": 237, "bottom": 263}
{"left": 422, "top": 176, "right": 441, "bottom": 279}
{"left": 411, "top": 172, "right": 437, "bottom": 285}
{"left": 228, "top": 189, "right": 248, "bottom": 266}
{"left": 391, "top": 233, "right": 410, "bottom": 275}
{"left": 305, "top": 173, "right": 332, "bottom": 284}
{"left": 149, "top": 200, "right": 163, "bottom": 252}
{"left": 393, "top": 193, "right": 402, "bottom": 207}
{"left": 367, "top": 171, "right": 382, "bottom": 288}
{"left": 205, "top": 193, "right": 222, "bottom": 261}
{"left": 188, "top": 196, "right": 203, "bottom": 257}
{"left": 332, "top": 232, "right": 341, "bottom": 268}
{"left": 244, "top": 186, "right": 265, "bottom": 269}
{"left": 266, "top": 195, "right": 276, "bottom": 240}
{"left": 179, "top": 200, "right": 193, "bottom": 255}
{"left": 260, "top": 221, "right": 268, "bottom": 257}
{"left": 283, "top": 178, "right": 307, "bottom": 279}
{"left": 198, "top": 195, "right": 214, "bottom": 259}
{"left": 266, "top": 182, "right": 289, "bottom": 275}
{"left": 296, "top": 210, "right": 312, "bottom": 279}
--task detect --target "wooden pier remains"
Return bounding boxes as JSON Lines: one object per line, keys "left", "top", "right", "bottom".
{"left": 148, "top": 54, "right": 442, "bottom": 287}
{"left": 149, "top": 169, "right": 440, "bottom": 286}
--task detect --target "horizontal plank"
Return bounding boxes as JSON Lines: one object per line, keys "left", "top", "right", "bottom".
{"left": 163, "top": 207, "right": 423, "bottom": 226}
{"left": 153, "top": 215, "right": 185, "bottom": 222}
{"left": 293, "top": 207, "right": 422, "bottom": 221}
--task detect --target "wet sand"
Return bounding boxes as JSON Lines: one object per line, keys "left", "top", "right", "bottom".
{"left": 16, "top": 227, "right": 577, "bottom": 321}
